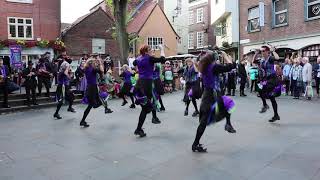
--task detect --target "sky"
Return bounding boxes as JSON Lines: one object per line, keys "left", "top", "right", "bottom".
{"left": 61, "top": 0, "right": 103, "bottom": 23}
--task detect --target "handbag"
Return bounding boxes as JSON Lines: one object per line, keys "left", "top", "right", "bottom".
{"left": 305, "top": 85, "right": 313, "bottom": 98}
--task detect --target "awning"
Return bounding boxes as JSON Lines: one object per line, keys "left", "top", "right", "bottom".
{"left": 242, "top": 34, "right": 320, "bottom": 54}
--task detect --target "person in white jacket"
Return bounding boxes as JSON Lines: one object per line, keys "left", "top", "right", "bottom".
{"left": 302, "top": 57, "right": 313, "bottom": 100}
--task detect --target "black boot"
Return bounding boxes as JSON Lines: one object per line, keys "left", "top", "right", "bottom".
{"left": 54, "top": 113, "right": 62, "bottom": 120}
{"left": 122, "top": 100, "right": 128, "bottom": 106}
{"left": 192, "top": 111, "right": 199, "bottom": 117}
{"left": 192, "top": 144, "right": 207, "bottom": 153}
{"left": 160, "top": 106, "right": 165, "bottom": 111}
{"left": 129, "top": 104, "right": 136, "bottom": 109}
{"left": 80, "top": 121, "right": 90, "bottom": 128}
{"left": 67, "top": 107, "right": 76, "bottom": 113}
{"left": 259, "top": 105, "right": 269, "bottom": 113}
{"left": 105, "top": 108, "right": 113, "bottom": 114}
{"left": 134, "top": 129, "right": 146, "bottom": 137}
{"left": 269, "top": 115, "right": 280, "bottom": 122}
{"left": 152, "top": 117, "right": 161, "bottom": 124}
{"left": 184, "top": 109, "right": 188, "bottom": 116}
{"left": 225, "top": 124, "right": 236, "bottom": 133}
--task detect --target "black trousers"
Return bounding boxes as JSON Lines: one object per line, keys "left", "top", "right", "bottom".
{"left": 38, "top": 76, "right": 51, "bottom": 96}
{"left": 251, "top": 80, "right": 257, "bottom": 92}
{"left": 316, "top": 77, "right": 320, "bottom": 95}
{"left": 136, "top": 79, "right": 153, "bottom": 131}
{"left": 240, "top": 77, "right": 246, "bottom": 94}
{"left": 193, "top": 89, "right": 232, "bottom": 146}
{"left": 291, "top": 80, "right": 301, "bottom": 98}
{"left": 25, "top": 83, "right": 36, "bottom": 103}
{"left": 0, "top": 82, "right": 9, "bottom": 106}
{"left": 284, "top": 79, "right": 290, "bottom": 95}
{"left": 55, "top": 84, "right": 74, "bottom": 114}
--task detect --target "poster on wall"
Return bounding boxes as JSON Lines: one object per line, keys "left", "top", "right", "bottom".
{"left": 9, "top": 45, "right": 22, "bottom": 69}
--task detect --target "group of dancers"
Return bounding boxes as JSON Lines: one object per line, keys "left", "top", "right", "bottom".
{"left": 52, "top": 44, "right": 281, "bottom": 153}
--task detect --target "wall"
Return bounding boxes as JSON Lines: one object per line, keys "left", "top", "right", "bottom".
{"left": 138, "top": 5, "right": 178, "bottom": 56}
{"left": 0, "top": 0, "right": 61, "bottom": 40}
{"left": 240, "top": 0, "right": 320, "bottom": 55}
{"left": 62, "top": 9, "right": 119, "bottom": 60}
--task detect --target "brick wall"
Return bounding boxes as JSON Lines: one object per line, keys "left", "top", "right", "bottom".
{"left": 188, "top": 1, "right": 215, "bottom": 53}
{"left": 240, "top": 0, "right": 320, "bottom": 55}
{"left": 62, "top": 9, "right": 120, "bottom": 61}
{"left": 0, "top": 0, "right": 60, "bottom": 40}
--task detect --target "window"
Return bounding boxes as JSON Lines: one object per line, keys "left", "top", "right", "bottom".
{"left": 306, "top": 0, "right": 320, "bottom": 20}
{"left": 248, "top": 6, "right": 260, "bottom": 32}
{"left": 221, "top": 20, "right": 227, "bottom": 36}
{"left": 177, "top": 0, "right": 182, "bottom": 14}
{"left": 6, "top": 0, "right": 32, "bottom": 3}
{"left": 92, "top": 38, "right": 106, "bottom": 54}
{"left": 189, "top": 11, "right": 194, "bottom": 25}
{"left": 196, "top": 8, "right": 204, "bottom": 23}
{"left": 147, "top": 37, "right": 163, "bottom": 50}
{"left": 273, "top": 0, "right": 288, "bottom": 27}
{"left": 188, "top": 33, "right": 194, "bottom": 49}
{"left": 196, "top": 31, "right": 204, "bottom": 48}
{"left": 8, "top": 17, "right": 33, "bottom": 39}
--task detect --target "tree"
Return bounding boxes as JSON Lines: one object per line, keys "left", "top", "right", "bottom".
{"left": 106, "top": 0, "right": 129, "bottom": 64}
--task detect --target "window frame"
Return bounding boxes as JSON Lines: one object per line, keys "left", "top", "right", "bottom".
{"left": 247, "top": 6, "right": 261, "bottom": 33}
{"left": 196, "top": 8, "right": 204, "bottom": 23}
{"left": 196, "top": 31, "right": 204, "bottom": 49}
{"left": 92, "top": 38, "right": 106, "bottom": 54}
{"left": 188, "top": 33, "right": 194, "bottom": 49}
{"left": 7, "top": 17, "right": 34, "bottom": 40}
{"left": 189, "top": 10, "right": 194, "bottom": 25}
{"left": 272, "top": 0, "right": 289, "bottom": 28}
{"left": 6, "top": 0, "right": 33, "bottom": 4}
{"left": 305, "top": 0, "right": 320, "bottom": 21}
{"left": 147, "top": 37, "right": 163, "bottom": 50}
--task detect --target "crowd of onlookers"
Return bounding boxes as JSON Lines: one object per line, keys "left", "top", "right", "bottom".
{"left": 1, "top": 50, "right": 319, "bottom": 109}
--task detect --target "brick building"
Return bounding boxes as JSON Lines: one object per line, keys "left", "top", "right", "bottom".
{"left": 188, "top": 0, "right": 215, "bottom": 54}
{"left": 61, "top": 7, "right": 119, "bottom": 61}
{"left": 240, "top": 0, "right": 320, "bottom": 62}
{"left": 0, "top": 0, "right": 61, "bottom": 63}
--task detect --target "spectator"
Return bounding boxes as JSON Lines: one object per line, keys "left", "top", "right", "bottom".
{"left": 282, "top": 58, "right": 292, "bottom": 95}
{"left": 22, "top": 61, "right": 38, "bottom": 106}
{"left": 249, "top": 62, "right": 259, "bottom": 93}
{"left": 302, "top": 57, "right": 313, "bottom": 100}
{"left": 314, "top": 56, "right": 320, "bottom": 98}
{"left": 289, "top": 58, "right": 303, "bottom": 99}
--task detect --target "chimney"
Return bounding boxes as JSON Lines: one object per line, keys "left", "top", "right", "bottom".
{"left": 153, "top": 0, "right": 164, "bottom": 10}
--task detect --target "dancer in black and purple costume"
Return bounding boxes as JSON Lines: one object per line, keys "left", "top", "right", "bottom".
{"left": 254, "top": 46, "right": 281, "bottom": 122}
{"left": 53, "top": 58, "right": 75, "bottom": 119}
{"left": 80, "top": 57, "right": 104, "bottom": 128}
{"left": 192, "top": 50, "right": 237, "bottom": 153}
{"left": 119, "top": 65, "right": 135, "bottom": 108}
{"left": 183, "top": 58, "right": 200, "bottom": 117}
{"left": 133, "top": 44, "right": 166, "bottom": 137}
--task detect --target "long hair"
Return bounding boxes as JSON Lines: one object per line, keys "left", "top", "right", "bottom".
{"left": 139, "top": 45, "right": 150, "bottom": 56}
{"left": 198, "top": 51, "right": 217, "bottom": 73}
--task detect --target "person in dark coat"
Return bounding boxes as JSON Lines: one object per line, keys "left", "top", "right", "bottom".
{"left": 238, "top": 60, "right": 248, "bottom": 96}
{"left": 226, "top": 68, "right": 236, "bottom": 96}
{"left": 0, "top": 58, "right": 10, "bottom": 108}
{"left": 22, "top": 61, "right": 38, "bottom": 106}
{"left": 36, "top": 54, "right": 52, "bottom": 97}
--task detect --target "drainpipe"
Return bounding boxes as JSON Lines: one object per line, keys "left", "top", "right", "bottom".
{"left": 237, "top": 0, "right": 241, "bottom": 62}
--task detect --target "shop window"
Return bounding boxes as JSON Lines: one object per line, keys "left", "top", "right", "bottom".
{"left": 273, "top": 0, "right": 288, "bottom": 27}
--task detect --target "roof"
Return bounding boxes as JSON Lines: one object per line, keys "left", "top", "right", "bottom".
{"left": 62, "top": 7, "right": 114, "bottom": 35}
{"left": 61, "top": 23, "right": 71, "bottom": 32}
{"left": 127, "top": 0, "right": 179, "bottom": 37}
{"left": 127, "top": 1, "right": 157, "bottom": 34}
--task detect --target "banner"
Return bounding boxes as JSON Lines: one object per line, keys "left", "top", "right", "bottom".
{"left": 9, "top": 45, "right": 22, "bottom": 68}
